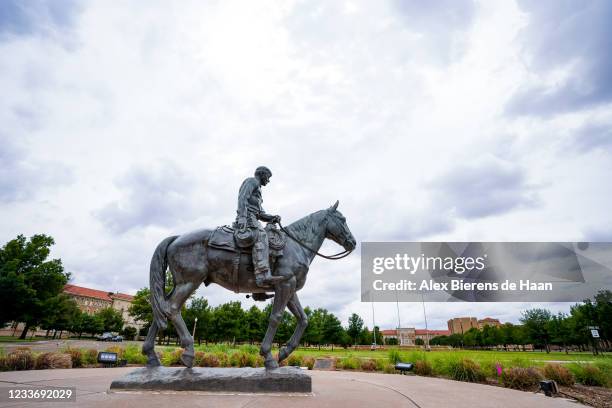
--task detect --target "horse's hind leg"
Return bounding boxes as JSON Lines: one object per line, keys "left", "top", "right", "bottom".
{"left": 167, "top": 280, "right": 198, "bottom": 368}
{"left": 142, "top": 321, "right": 160, "bottom": 367}
{"left": 278, "top": 293, "right": 307, "bottom": 364}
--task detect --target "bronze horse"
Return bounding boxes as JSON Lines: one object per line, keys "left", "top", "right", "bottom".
{"left": 142, "top": 201, "right": 356, "bottom": 369}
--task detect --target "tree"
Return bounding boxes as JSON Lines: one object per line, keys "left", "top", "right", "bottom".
{"left": 520, "top": 308, "right": 552, "bottom": 352}
{"left": 415, "top": 338, "right": 424, "bottom": 346}
{"left": 303, "top": 308, "right": 326, "bottom": 348}
{"left": 0, "top": 235, "right": 71, "bottom": 338}
{"left": 122, "top": 326, "right": 137, "bottom": 339}
{"left": 244, "top": 305, "right": 265, "bottom": 344}
{"left": 385, "top": 337, "right": 399, "bottom": 345}
{"left": 96, "top": 307, "right": 124, "bottom": 333}
{"left": 211, "top": 301, "right": 245, "bottom": 343}
{"left": 347, "top": 313, "right": 364, "bottom": 345}
{"left": 80, "top": 313, "right": 104, "bottom": 337}
{"left": 322, "top": 313, "right": 344, "bottom": 351}
{"left": 39, "top": 294, "right": 80, "bottom": 339}
{"left": 128, "top": 288, "right": 153, "bottom": 328}
{"left": 184, "top": 297, "right": 212, "bottom": 345}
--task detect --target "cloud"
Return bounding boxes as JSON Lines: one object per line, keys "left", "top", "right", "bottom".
{"left": 0, "top": 133, "right": 74, "bottom": 202}
{"left": 94, "top": 161, "right": 198, "bottom": 234}
{"left": 570, "top": 120, "right": 612, "bottom": 153}
{"left": 506, "top": 0, "right": 612, "bottom": 116}
{"left": 0, "top": 0, "right": 81, "bottom": 37}
{"left": 428, "top": 155, "right": 538, "bottom": 219}
{"left": 393, "top": 0, "right": 477, "bottom": 64}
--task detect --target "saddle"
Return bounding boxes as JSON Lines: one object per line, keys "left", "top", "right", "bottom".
{"left": 207, "top": 224, "right": 286, "bottom": 295}
{"left": 207, "top": 224, "right": 286, "bottom": 257}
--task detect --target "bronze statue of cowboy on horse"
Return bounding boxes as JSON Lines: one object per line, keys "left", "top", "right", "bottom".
{"left": 142, "top": 167, "right": 356, "bottom": 369}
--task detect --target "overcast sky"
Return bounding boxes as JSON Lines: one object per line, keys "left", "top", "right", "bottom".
{"left": 1, "top": 0, "right": 611, "bottom": 331}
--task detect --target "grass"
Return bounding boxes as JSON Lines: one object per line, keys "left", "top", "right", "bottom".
{"left": 0, "top": 336, "right": 39, "bottom": 343}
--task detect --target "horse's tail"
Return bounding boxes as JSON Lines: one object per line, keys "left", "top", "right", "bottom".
{"left": 150, "top": 235, "right": 179, "bottom": 330}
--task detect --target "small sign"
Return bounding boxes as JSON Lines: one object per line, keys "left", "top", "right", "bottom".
{"left": 591, "top": 329, "right": 600, "bottom": 338}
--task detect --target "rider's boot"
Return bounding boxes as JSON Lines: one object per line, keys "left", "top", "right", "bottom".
{"left": 255, "top": 269, "right": 284, "bottom": 286}
{"left": 253, "top": 239, "right": 283, "bottom": 286}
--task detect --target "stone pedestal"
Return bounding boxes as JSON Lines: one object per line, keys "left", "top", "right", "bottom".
{"left": 110, "top": 366, "right": 311, "bottom": 393}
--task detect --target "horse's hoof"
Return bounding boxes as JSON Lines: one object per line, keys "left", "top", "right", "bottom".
{"left": 265, "top": 358, "right": 279, "bottom": 370}
{"left": 181, "top": 352, "right": 194, "bottom": 368}
{"left": 146, "top": 357, "right": 161, "bottom": 367}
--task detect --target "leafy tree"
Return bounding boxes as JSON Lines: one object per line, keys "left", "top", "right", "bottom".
{"left": 520, "top": 308, "right": 552, "bottom": 352}
{"left": 385, "top": 337, "right": 398, "bottom": 345}
{"left": 211, "top": 301, "right": 245, "bottom": 343}
{"left": 322, "top": 313, "right": 344, "bottom": 350}
{"left": 184, "top": 297, "right": 212, "bottom": 345}
{"left": 122, "top": 326, "right": 137, "bottom": 339}
{"left": 79, "top": 313, "right": 104, "bottom": 337}
{"left": 415, "top": 338, "right": 424, "bottom": 346}
{"left": 244, "top": 305, "right": 265, "bottom": 344}
{"left": 39, "top": 294, "right": 80, "bottom": 339}
{"left": 303, "top": 308, "right": 326, "bottom": 348}
{"left": 347, "top": 313, "right": 364, "bottom": 345}
{"left": 128, "top": 288, "right": 153, "bottom": 328}
{"left": 358, "top": 326, "right": 372, "bottom": 345}
{"left": 0, "top": 235, "right": 71, "bottom": 338}
{"left": 96, "top": 307, "right": 124, "bottom": 333}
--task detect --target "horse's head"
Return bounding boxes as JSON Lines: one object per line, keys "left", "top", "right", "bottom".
{"left": 325, "top": 200, "right": 356, "bottom": 251}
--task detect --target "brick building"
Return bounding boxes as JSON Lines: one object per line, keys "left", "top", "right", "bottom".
{"left": 447, "top": 317, "right": 479, "bottom": 334}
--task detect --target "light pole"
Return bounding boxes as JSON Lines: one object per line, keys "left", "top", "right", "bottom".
{"left": 421, "top": 293, "right": 430, "bottom": 350}
{"left": 192, "top": 317, "right": 198, "bottom": 339}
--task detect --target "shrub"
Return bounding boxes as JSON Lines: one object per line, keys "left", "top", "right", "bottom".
{"left": 35, "top": 352, "right": 72, "bottom": 369}
{"left": 571, "top": 364, "right": 607, "bottom": 387}
{"left": 501, "top": 367, "right": 543, "bottom": 390}
{"left": 383, "top": 363, "right": 396, "bottom": 374}
{"left": 302, "top": 356, "right": 315, "bottom": 370}
{"left": 6, "top": 350, "right": 35, "bottom": 371}
{"left": 542, "top": 364, "right": 574, "bottom": 386}
{"left": 123, "top": 344, "right": 147, "bottom": 365}
{"left": 229, "top": 351, "right": 258, "bottom": 368}
{"left": 0, "top": 355, "right": 7, "bottom": 371}
{"left": 360, "top": 359, "right": 377, "bottom": 371}
{"left": 414, "top": 360, "right": 433, "bottom": 377}
{"left": 200, "top": 353, "right": 220, "bottom": 367}
{"left": 105, "top": 345, "right": 123, "bottom": 358}
{"left": 194, "top": 351, "right": 206, "bottom": 367}
{"left": 447, "top": 359, "right": 485, "bottom": 383}
{"left": 239, "top": 344, "right": 259, "bottom": 355}
{"left": 286, "top": 354, "right": 303, "bottom": 367}
{"left": 375, "top": 358, "right": 387, "bottom": 372}
{"left": 65, "top": 349, "right": 83, "bottom": 368}
{"left": 388, "top": 349, "right": 401, "bottom": 365}
{"left": 85, "top": 349, "right": 99, "bottom": 366}
{"left": 161, "top": 349, "right": 183, "bottom": 366}
{"left": 215, "top": 352, "right": 230, "bottom": 367}
{"left": 339, "top": 356, "right": 360, "bottom": 370}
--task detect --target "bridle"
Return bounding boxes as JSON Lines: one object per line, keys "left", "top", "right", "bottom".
{"left": 278, "top": 212, "right": 354, "bottom": 260}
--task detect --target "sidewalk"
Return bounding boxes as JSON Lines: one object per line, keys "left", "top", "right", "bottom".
{"left": 0, "top": 367, "right": 581, "bottom": 408}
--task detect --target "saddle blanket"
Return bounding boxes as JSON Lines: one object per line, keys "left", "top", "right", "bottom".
{"left": 208, "top": 225, "right": 285, "bottom": 257}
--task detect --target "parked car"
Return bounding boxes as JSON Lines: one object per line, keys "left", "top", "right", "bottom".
{"left": 97, "top": 332, "right": 113, "bottom": 341}
{"left": 112, "top": 335, "right": 123, "bottom": 342}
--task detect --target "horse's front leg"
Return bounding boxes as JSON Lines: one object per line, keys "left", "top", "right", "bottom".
{"left": 278, "top": 293, "right": 308, "bottom": 364}
{"left": 260, "top": 276, "right": 296, "bottom": 370}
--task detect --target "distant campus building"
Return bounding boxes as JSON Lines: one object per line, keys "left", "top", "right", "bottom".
{"left": 381, "top": 316, "right": 503, "bottom": 345}
{"left": 63, "top": 284, "right": 142, "bottom": 330}
{"left": 447, "top": 317, "right": 502, "bottom": 334}
{"left": 381, "top": 328, "right": 451, "bottom": 345}
{"left": 0, "top": 284, "right": 142, "bottom": 338}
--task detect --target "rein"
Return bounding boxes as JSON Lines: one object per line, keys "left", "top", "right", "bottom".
{"left": 278, "top": 221, "right": 353, "bottom": 260}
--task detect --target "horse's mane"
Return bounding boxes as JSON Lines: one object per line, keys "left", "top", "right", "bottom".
{"left": 284, "top": 210, "right": 327, "bottom": 241}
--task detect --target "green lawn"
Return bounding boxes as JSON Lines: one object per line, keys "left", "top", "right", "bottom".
{"left": 0, "top": 336, "right": 39, "bottom": 343}
{"left": 293, "top": 348, "right": 609, "bottom": 363}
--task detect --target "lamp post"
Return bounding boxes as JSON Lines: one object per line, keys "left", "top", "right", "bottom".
{"left": 192, "top": 317, "right": 198, "bottom": 339}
